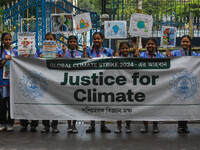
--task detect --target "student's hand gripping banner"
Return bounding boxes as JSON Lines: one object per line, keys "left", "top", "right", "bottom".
{"left": 10, "top": 57, "right": 200, "bottom": 121}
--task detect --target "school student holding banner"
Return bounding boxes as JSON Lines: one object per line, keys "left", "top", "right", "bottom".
{"left": 20, "top": 33, "right": 60, "bottom": 132}
{"left": 166, "top": 35, "right": 197, "bottom": 57}
{"left": 139, "top": 37, "right": 165, "bottom": 133}
{"left": 115, "top": 41, "right": 132, "bottom": 133}
{"left": 166, "top": 35, "right": 197, "bottom": 133}
{"left": 0, "top": 32, "right": 18, "bottom": 132}
{"left": 19, "top": 52, "right": 41, "bottom": 132}
{"left": 40, "top": 32, "right": 64, "bottom": 133}
{"left": 58, "top": 35, "right": 83, "bottom": 133}
{"left": 84, "top": 32, "right": 114, "bottom": 133}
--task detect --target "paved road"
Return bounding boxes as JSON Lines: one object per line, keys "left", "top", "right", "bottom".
{"left": 0, "top": 122, "right": 200, "bottom": 150}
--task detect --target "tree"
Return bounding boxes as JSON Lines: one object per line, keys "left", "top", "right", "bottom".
{"left": 0, "top": 7, "right": 3, "bottom": 15}
{"left": 0, "top": 0, "right": 13, "bottom": 6}
{"left": 78, "top": 0, "right": 113, "bottom": 15}
{"left": 78, "top": 0, "right": 97, "bottom": 13}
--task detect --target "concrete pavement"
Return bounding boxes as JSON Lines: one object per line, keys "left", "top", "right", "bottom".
{"left": 0, "top": 122, "right": 200, "bottom": 150}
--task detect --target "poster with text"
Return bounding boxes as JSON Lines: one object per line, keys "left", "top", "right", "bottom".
{"left": 51, "top": 13, "right": 73, "bottom": 34}
{"left": 161, "top": 26, "right": 176, "bottom": 48}
{"left": 74, "top": 13, "right": 92, "bottom": 34}
{"left": 17, "top": 33, "right": 36, "bottom": 56}
{"left": 104, "top": 21, "right": 127, "bottom": 39}
{"left": 43, "top": 41, "right": 57, "bottom": 58}
{"left": 129, "top": 13, "right": 153, "bottom": 38}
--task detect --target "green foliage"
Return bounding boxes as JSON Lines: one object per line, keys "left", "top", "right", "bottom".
{"left": 78, "top": 0, "right": 97, "bottom": 12}
{"left": 0, "top": 7, "right": 3, "bottom": 33}
{"left": 0, "top": 0, "right": 13, "bottom": 6}
{"left": 0, "top": 7, "right": 4, "bottom": 16}
{"left": 78, "top": 0, "right": 113, "bottom": 15}
{"left": 113, "top": 0, "right": 200, "bottom": 21}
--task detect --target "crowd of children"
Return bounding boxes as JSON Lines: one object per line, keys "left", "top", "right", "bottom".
{"left": 0, "top": 31, "right": 198, "bottom": 134}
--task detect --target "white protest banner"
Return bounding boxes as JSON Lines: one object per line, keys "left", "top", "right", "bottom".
{"left": 42, "top": 41, "right": 57, "bottom": 58}
{"left": 161, "top": 26, "right": 177, "bottom": 48}
{"left": 51, "top": 13, "right": 73, "bottom": 34}
{"left": 11, "top": 57, "right": 200, "bottom": 121}
{"left": 104, "top": 21, "right": 127, "bottom": 39}
{"left": 129, "top": 13, "right": 153, "bottom": 37}
{"left": 74, "top": 13, "right": 92, "bottom": 34}
{"left": 17, "top": 33, "right": 36, "bottom": 56}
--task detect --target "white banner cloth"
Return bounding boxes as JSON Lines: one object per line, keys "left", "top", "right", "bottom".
{"left": 10, "top": 57, "right": 200, "bottom": 121}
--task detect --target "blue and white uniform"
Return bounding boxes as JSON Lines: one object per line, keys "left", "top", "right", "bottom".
{"left": 169, "top": 48, "right": 195, "bottom": 131}
{"left": 58, "top": 49, "right": 83, "bottom": 58}
{"left": 140, "top": 51, "right": 166, "bottom": 58}
{"left": 139, "top": 50, "right": 163, "bottom": 131}
{"left": 34, "top": 49, "right": 43, "bottom": 58}
{"left": 169, "top": 48, "right": 197, "bottom": 56}
{"left": 0, "top": 48, "right": 18, "bottom": 97}
{"left": 0, "top": 48, "right": 17, "bottom": 127}
{"left": 58, "top": 48, "right": 83, "bottom": 132}
{"left": 38, "top": 43, "right": 63, "bottom": 129}
{"left": 86, "top": 46, "right": 114, "bottom": 58}
{"left": 85, "top": 46, "right": 114, "bottom": 132}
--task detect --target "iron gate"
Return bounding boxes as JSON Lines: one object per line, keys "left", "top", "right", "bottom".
{"left": 0, "top": 0, "right": 98, "bottom": 49}
{"left": 112, "top": 0, "right": 200, "bottom": 46}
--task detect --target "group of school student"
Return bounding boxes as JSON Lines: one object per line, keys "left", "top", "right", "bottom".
{"left": 0, "top": 30, "right": 198, "bottom": 134}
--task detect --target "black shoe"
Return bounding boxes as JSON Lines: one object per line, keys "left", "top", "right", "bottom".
{"left": 52, "top": 127, "right": 59, "bottom": 133}
{"left": 140, "top": 124, "right": 148, "bottom": 133}
{"left": 177, "top": 126, "right": 184, "bottom": 133}
{"left": 152, "top": 123, "right": 159, "bottom": 133}
{"left": 67, "top": 126, "right": 73, "bottom": 133}
{"left": 30, "top": 126, "right": 37, "bottom": 132}
{"left": 20, "top": 126, "right": 27, "bottom": 132}
{"left": 86, "top": 126, "right": 95, "bottom": 133}
{"left": 41, "top": 126, "right": 50, "bottom": 133}
{"left": 183, "top": 127, "right": 190, "bottom": 133}
{"left": 101, "top": 126, "right": 111, "bottom": 133}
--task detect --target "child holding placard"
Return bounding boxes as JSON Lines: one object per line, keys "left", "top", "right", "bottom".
{"left": 0, "top": 32, "right": 18, "bottom": 132}
{"left": 84, "top": 32, "right": 114, "bottom": 133}
{"left": 19, "top": 33, "right": 60, "bottom": 133}
{"left": 58, "top": 35, "right": 82, "bottom": 58}
{"left": 139, "top": 37, "right": 165, "bottom": 133}
{"left": 40, "top": 32, "right": 64, "bottom": 133}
